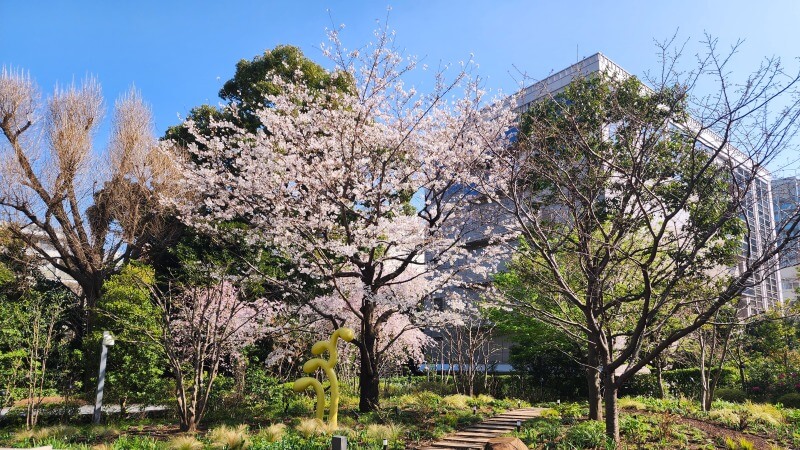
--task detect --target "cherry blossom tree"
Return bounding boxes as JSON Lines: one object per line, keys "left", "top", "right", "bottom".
{"left": 148, "top": 271, "right": 278, "bottom": 432}
{"left": 170, "top": 24, "right": 515, "bottom": 411}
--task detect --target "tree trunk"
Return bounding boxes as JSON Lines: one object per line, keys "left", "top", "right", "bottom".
{"left": 656, "top": 364, "right": 666, "bottom": 399}
{"left": 587, "top": 342, "right": 602, "bottom": 421}
{"left": 603, "top": 370, "right": 619, "bottom": 445}
{"left": 80, "top": 277, "right": 104, "bottom": 341}
{"left": 359, "top": 300, "right": 380, "bottom": 412}
{"left": 699, "top": 333, "right": 711, "bottom": 412}
{"left": 180, "top": 410, "right": 197, "bottom": 432}
{"left": 358, "top": 343, "right": 380, "bottom": 412}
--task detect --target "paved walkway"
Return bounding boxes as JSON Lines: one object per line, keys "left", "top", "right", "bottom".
{"left": 417, "top": 407, "right": 544, "bottom": 449}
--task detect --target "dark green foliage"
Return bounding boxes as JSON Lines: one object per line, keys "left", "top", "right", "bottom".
{"left": 621, "top": 368, "right": 737, "bottom": 400}
{"left": 777, "top": 392, "right": 800, "bottom": 408}
{"left": 620, "top": 373, "right": 662, "bottom": 398}
{"left": 90, "top": 264, "right": 168, "bottom": 410}
{"left": 716, "top": 388, "right": 748, "bottom": 403}
{"left": 165, "top": 45, "right": 352, "bottom": 146}
{"left": 564, "top": 420, "right": 607, "bottom": 448}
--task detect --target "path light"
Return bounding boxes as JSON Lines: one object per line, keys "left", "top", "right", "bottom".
{"left": 517, "top": 400, "right": 521, "bottom": 408}
{"left": 382, "top": 439, "right": 388, "bottom": 450}
{"left": 473, "top": 405, "right": 477, "bottom": 415}
{"left": 93, "top": 331, "right": 115, "bottom": 424}
{"left": 516, "top": 420, "right": 522, "bottom": 432}
{"left": 332, "top": 436, "right": 347, "bottom": 450}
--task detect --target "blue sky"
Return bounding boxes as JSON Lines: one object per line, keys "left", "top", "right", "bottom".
{"left": 2, "top": 1, "right": 799, "bottom": 171}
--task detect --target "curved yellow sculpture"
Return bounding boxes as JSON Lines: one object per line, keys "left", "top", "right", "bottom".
{"left": 293, "top": 327, "right": 355, "bottom": 428}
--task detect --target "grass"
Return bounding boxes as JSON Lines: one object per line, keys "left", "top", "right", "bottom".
{"left": 167, "top": 435, "right": 204, "bottom": 450}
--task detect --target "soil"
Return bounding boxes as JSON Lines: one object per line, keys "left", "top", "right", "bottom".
{"left": 631, "top": 409, "right": 776, "bottom": 449}
{"left": 672, "top": 415, "right": 773, "bottom": 449}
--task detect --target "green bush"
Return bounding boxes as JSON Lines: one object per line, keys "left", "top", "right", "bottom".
{"left": 777, "top": 393, "right": 800, "bottom": 408}
{"left": 564, "top": 420, "right": 607, "bottom": 448}
{"left": 620, "top": 414, "right": 653, "bottom": 444}
{"left": 556, "top": 402, "right": 587, "bottom": 424}
{"left": 525, "top": 418, "right": 561, "bottom": 443}
{"left": 662, "top": 367, "right": 737, "bottom": 398}
{"left": 716, "top": 388, "right": 747, "bottom": 403}
{"left": 620, "top": 373, "right": 662, "bottom": 398}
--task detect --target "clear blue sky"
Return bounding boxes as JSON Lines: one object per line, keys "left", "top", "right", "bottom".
{"left": 2, "top": 1, "right": 799, "bottom": 171}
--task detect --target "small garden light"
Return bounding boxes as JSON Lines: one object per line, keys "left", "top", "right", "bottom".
{"left": 382, "top": 439, "right": 388, "bottom": 450}
{"left": 516, "top": 420, "right": 521, "bottom": 432}
{"left": 473, "top": 405, "right": 477, "bottom": 415}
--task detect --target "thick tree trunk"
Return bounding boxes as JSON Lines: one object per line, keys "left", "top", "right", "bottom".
{"left": 358, "top": 344, "right": 380, "bottom": 412}
{"left": 587, "top": 342, "right": 602, "bottom": 421}
{"left": 603, "top": 371, "right": 619, "bottom": 445}
{"left": 359, "top": 300, "right": 380, "bottom": 412}
{"left": 79, "top": 277, "right": 104, "bottom": 341}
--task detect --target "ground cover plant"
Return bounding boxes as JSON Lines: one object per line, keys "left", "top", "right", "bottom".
{"left": 0, "top": 379, "right": 528, "bottom": 449}
{"left": 512, "top": 398, "right": 798, "bottom": 449}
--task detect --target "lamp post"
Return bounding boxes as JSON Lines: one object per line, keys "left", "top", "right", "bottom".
{"left": 93, "top": 331, "right": 115, "bottom": 424}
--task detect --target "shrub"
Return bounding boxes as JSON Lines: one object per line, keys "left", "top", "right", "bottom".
{"left": 527, "top": 419, "right": 561, "bottom": 443}
{"left": 256, "top": 423, "right": 286, "bottom": 443}
{"left": 296, "top": 419, "right": 328, "bottom": 438}
{"left": 108, "top": 436, "right": 161, "bottom": 450}
{"left": 725, "top": 437, "right": 755, "bottom": 450}
{"left": 168, "top": 435, "right": 204, "bottom": 450}
{"left": 413, "top": 391, "right": 442, "bottom": 409}
{"left": 663, "top": 367, "right": 737, "bottom": 398}
{"left": 565, "top": 420, "right": 606, "bottom": 448}
{"left": 708, "top": 408, "right": 741, "bottom": 428}
{"left": 777, "top": 392, "right": 800, "bottom": 409}
{"left": 473, "top": 394, "right": 494, "bottom": 406}
{"left": 556, "top": 402, "right": 587, "bottom": 424}
{"left": 715, "top": 388, "right": 747, "bottom": 403}
{"left": 620, "top": 414, "right": 653, "bottom": 444}
{"left": 442, "top": 394, "right": 471, "bottom": 409}
{"left": 743, "top": 402, "right": 783, "bottom": 428}
{"left": 618, "top": 397, "right": 647, "bottom": 411}
{"left": 208, "top": 424, "right": 251, "bottom": 450}
{"left": 539, "top": 408, "right": 561, "bottom": 419}
{"left": 364, "top": 423, "right": 403, "bottom": 442}
{"left": 620, "top": 373, "right": 662, "bottom": 397}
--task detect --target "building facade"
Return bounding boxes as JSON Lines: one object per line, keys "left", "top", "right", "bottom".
{"left": 772, "top": 175, "right": 800, "bottom": 304}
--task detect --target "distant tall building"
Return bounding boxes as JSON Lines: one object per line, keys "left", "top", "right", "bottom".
{"left": 772, "top": 176, "right": 800, "bottom": 304}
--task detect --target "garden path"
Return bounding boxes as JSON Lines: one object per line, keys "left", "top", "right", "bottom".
{"left": 416, "top": 407, "right": 544, "bottom": 449}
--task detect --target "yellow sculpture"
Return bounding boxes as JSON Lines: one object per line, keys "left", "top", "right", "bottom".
{"left": 293, "top": 327, "right": 355, "bottom": 428}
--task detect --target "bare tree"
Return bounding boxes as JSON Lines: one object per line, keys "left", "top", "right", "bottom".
{"left": 0, "top": 68, "right": 177, "bottom": 337}
{"left": 486, "top": 40, "right": 800, "bottom": 443}
{"left": 438, "top": 309, "right": 497, "bottom": 397}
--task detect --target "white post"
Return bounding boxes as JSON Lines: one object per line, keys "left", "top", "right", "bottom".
{"left": 93, "top": 331, "right": 115, "bottom": 424}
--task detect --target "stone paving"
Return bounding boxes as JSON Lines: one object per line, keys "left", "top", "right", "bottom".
{"left": 416, "top": 407, "right": 544, "bottom": 449}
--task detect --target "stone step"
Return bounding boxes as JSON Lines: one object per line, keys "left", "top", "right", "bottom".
{"left": 413, "top": 407, "right": 545, "bottom": 450}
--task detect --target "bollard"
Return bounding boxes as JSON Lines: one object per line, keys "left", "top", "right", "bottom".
{"left": 382, "top": 438, "right": 388, "bottom": 450}
{"left": 516, "top": 420, "right": 521, "bottom": 432}
{"left": 332, "top": 435, "right": 347, "bottom": 450}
